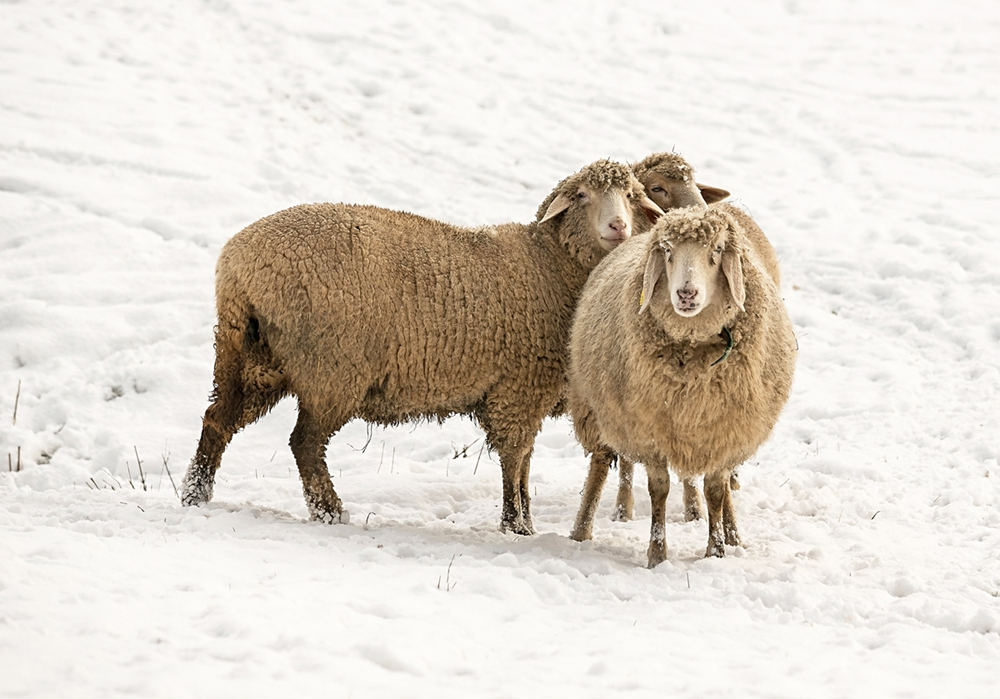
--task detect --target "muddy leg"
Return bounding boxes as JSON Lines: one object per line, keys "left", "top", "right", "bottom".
{"left": 289, "top": 402, "right": 348, "bottom": 524}
{"left": 612, "top": 456, "right": 635, "bottom": 522}
{"left": 682, "top": 477, "right": 704, "bottom": 521}
{"left": 496, "top": 443, "right": 535, "bottom": 535}
{"left": 182, "top": 413, "right": 235, "bottom": 507}
{"left": 181, "top": 318, "right": 286, "bottom": 507}
{"left": 570, "top": 446, "right": 615, "bottom": 541}
{"left": 703, "top": 470, "right": 737, "bottom": 557}
{"left": 646, "top": 463, "right": 671, "bottom": 568}
{"left": 721, "top": 470, "right": 741, "bottom": 546}
{"left": 477, "top": 393, "right": 543, "bottom": 535}
{"left": 517, "top": 452, "right": 534, "bottom": 535}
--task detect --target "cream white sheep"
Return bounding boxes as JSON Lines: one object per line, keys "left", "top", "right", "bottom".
{"left": 591, "top": 152, "right": 735, "bottom": 525}
{"left": 567, "top": 205, "right": 796, "bottom": 566}
{"left": 180, "top": 159, "right": 664, "bottom": 535}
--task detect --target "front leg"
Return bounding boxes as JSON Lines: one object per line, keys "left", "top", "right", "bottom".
{"left": 289, "top": 404, "right": 349, "bottom": 524}
{"left": 645, "top": 462, "right": 671, "bottom": 568}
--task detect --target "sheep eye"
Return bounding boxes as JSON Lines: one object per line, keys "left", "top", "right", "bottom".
{"left": 650, "top": 186, "right": 664, "bottom": 193}
{"left": 626, "top": 192, "right": 633, "bottom": 199}
{"left": 576, "top": 191, "right": 587, "bottom": 200}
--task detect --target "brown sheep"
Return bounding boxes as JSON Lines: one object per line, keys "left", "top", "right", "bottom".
{"left": 180, "top": 159, "right": 664, "bottom": 535}
{"left": 567, "top": 206, "right": 796, "bottom": 566}
{"left": 631, "top": 151, "right": 730, "bottom": 211}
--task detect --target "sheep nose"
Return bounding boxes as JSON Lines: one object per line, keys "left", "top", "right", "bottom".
{"left": 608, "top": 218, "right": 627, "bottom": 236}
{"left": 677, "top": 287, "right": 697, "bottom": 300}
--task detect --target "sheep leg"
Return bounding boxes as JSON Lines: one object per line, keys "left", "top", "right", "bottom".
{"left": 722, "top": 470, "right": 741, "bottom": 547}
{"left": 483, "top": 424, "right": 536, "bottom": 536}
{"left": 517, "top": 453, "right": 534, "bottom": 535}
{"left": 476, "top": 393, "right": 542, "bottom": 535}
{"left": 646, "top": 464, "right": 671, "bottom": 568}
{"left": 289, "top": 403, "right": 347, "bottom": 524}
{"left": 612, "top": 456, "right": 634, "bottom": 522}
{"left": 181, "top": 418, "right": 233, "bottom": 507}
{"left": 497, "top": 441, "right": 535, "bottom": 535}
{"left": 683, "top": 477, "right": 704, "bottom": 521}
{"left": 703, "top": 470, "right": 738, "bottom": 556}
{"left": 570, "top": 446, "right": 615, "bottom": 541}
{"left": 181, "top": 333, "right": 285, "bottom": 506}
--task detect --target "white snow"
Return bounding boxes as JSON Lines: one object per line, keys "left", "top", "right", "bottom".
{"left": 2, "top": 1, "right": 999, "bottom": 697}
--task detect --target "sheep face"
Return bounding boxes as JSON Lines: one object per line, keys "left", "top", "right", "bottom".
{"left": 639, "top": 171, "right": 709, "bottom": 211}
{"left": 540, "top": 181, "right": 663, "bottom": 252}
{"left": 631, "top": 152, "right": 731, "bottom": 211}
{"left": 639, "top": 211, "right": 746, "bottom": 318}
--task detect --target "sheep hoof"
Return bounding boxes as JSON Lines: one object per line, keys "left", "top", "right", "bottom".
{"left": 684, "top": 505, "right": 703, "bottom": 522}
{"left": 569, "top": 526, "right": 592, "bottom": 542}
{"left": 501, "top": 516, "right": 534, "bottom": 536}
{"left": 705, "top": 541, "right": 726, "bottom": 558}
{"left": 179, "top": 477, "right": 213, "bottom": 507}
{"left": 646, "top": 544, "right": 667, "bottom": 568}
{"left": 310, "top": 506, "right": 350, "bottom": 525}
{"left": 610, "top": 505, "right": 632, "bottom": 522}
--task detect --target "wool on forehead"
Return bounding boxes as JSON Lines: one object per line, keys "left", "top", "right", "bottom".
{"left": 631, "top": 152, "right": 695, "bottom": 184}
{"left": 654, "top": 206, "right": 737, "bottom": 247}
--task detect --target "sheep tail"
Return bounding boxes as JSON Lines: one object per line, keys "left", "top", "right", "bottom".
{"left": 204, "top": 292, "right": 287, "bottom": 431}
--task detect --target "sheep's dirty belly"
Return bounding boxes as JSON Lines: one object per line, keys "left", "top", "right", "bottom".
{"left": 355, "top": 376, "right": 490, "bottom": 423}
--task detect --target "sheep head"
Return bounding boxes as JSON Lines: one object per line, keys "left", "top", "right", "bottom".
{"left": 639, "top": 208, "right": 745, "bottom": 322}
{"left": 632, "top": 152, "right": 730, "bottom": 211}
{"left": 537, "top": 159, "right": 664, "bottom": 264}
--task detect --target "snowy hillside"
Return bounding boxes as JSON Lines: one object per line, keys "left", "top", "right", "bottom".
{"left": 2, "top": 1, "right": 999, "bottom": 697}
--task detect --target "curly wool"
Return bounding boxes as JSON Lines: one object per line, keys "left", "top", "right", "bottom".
{"left": 653, "top": 206, "right": 741, "bottom": 249}
{"left": 182, "top": 159, "right": 656, "bottom": 536}
{"left": 568, "top": 206, "right": 795, "bottom": 473}
{"left": 535, "top": 159, "right": 645, "bottom": 222}
{"left": 631, "top": 151, "right": 695, "bottom": 184}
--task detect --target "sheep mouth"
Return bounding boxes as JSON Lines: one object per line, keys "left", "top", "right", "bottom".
{"left": 673, "top": 300, "right": 703, "bottom": 317}
{"left": 599, "top": 234, "right": 630, "bottom": 250}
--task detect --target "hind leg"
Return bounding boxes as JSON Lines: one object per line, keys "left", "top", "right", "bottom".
{"left": 289, "top": 402, "right": 348, "bottom": 524}
{"left": 181, "top": 409, "right": 235, "bottom": 507}
{"left": 612, "top": 456, "right": 635, "bottom": 522}
{"left": 703, "top": 470, "right": 739, "bottom": 556}
{"left": 683, "top": 477, "right": 704, "bottom": 521}
{"left": 570, "top": 446, "right": 615, "bottom": 541}
{"left": 517, "top": 451, "right": 534, "bottom": 535}
{"left": 182, "top": 333, "right": 285, "bottom": 507}
{"left": 477, "top": 393, "right": 544, "bottom": 536}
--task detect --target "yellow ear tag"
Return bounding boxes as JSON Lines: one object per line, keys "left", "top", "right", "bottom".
{"left": 639, "top": 289, "right": 645, "bottom": 309}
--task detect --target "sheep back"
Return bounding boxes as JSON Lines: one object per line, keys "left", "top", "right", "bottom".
{"left": 217, "top": 203, "right": 583, "bottom": 425}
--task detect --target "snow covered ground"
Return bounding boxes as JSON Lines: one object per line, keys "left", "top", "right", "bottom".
{"left": 2, "top": 1, "right": 999, "bottom": 696}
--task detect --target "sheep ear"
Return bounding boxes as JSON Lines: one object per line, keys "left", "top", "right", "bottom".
{"left": 721, "top": 250, "right": 745, "bottom": 312}
{"left": 639, "top": 247, "right": 665, "bottom": 314}
{"left": 698, "top": 184, "right": 730, "bottom": 204}
{"left": 639, "top": 194, "right": 665, "bottom": 224}
{"left": 539, "top": 193, "right": 572, "bottom": 223}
